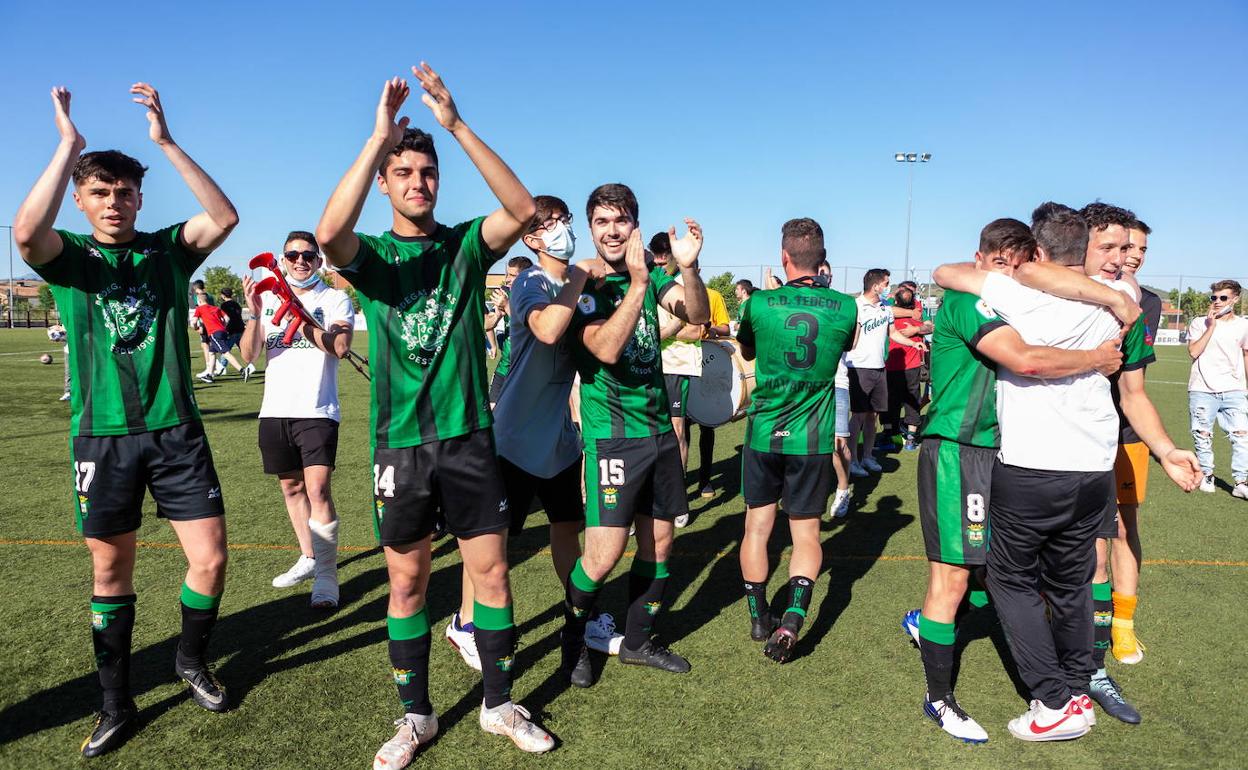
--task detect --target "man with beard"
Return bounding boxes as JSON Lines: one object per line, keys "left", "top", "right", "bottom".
{"left": 560, "top": 183, "right": 709, "bottom": 687}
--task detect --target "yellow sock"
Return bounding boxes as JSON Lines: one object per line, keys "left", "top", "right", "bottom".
{"left": 1112, "top": 591, "right": 1137, "bottom": 622}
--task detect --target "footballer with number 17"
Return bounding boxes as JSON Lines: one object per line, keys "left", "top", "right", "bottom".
{"left": 14, "top": 84, "right": 239, "bottom": 758}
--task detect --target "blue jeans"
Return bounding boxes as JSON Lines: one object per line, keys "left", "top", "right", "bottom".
{"left": 1188, "top": 390, "right": 1248, "bottom": 482}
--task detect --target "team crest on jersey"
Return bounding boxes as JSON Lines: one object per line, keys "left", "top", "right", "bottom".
{"left": 577, "top": 294, "right": 597, "bottom": 315}
{"left": 398, "top": 287, "right": 457, "bottom": 366}
{"left": 96, "top": 283, "right": 158, "bottom": 354}
{"left": 968, "top": 523, "right": 985, "bottom": 547}
{"left": 974, "top": 300, "right": 997, "bottom": 320}
{"left": 312, "top": 307, "right": 325, "bottom": 326}
{"left": 623, "top": 311, "right": 660, "bottom": 375}
{"left": 602, "top": 487, "right": 618, "bottom": 509}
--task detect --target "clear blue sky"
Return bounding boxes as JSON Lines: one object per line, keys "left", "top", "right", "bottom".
{"left": 2, "top": 0, "right": 1245, "bottom": 290}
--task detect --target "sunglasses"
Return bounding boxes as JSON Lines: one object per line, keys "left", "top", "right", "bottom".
{"left": 1210, "top": 294, "right": 1234, "bottom": 302}
{"left": 283, "top": 250, "right": 320, "bottom": 263}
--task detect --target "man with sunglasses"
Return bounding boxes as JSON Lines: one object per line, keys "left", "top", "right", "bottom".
{"left": 1187, "top": 280, "right": 1248, "bottom": 499}
{"left": 240, "top": 232, "right": 354, "bottom": 609}
{"left": 317, "top": 66, "right": 553, "bottom": 766}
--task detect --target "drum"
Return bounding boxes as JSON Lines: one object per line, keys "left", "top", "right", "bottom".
{"left": 686, "top": 340, "right": 755, "bottom": 427}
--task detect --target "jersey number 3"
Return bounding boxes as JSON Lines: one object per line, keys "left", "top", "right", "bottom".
{"left": 784, "top": 313, "right": 819, "bottom": 370}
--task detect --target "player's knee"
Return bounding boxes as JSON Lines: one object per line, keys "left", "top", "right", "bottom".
{"left": 303, "top": 481, "right": 332, "bottom": 506}
{"left": 279, "top": 478, "right": 306, "bottom": 498}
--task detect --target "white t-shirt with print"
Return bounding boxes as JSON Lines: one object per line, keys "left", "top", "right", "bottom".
{"left": 1187, "top": 315, "right": 1248, "bottom": 393}
{"left": 258, "top": 282, "right": 355, "bottom": 421}
{"left": 845, "top": 296, "right": 891, "bottom": 370}
{"left": 981, "top": 272, "right": 1131, "bottom": 473}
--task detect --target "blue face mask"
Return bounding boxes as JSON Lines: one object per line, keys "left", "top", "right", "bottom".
{"left": 540, "top": 220, "right": 576, "bottom": 261}
{"left": 285, "top": 271, "right": 322, "bottom": 289}
{"left": 879, "top": 285, "right": 891, "bottom": 300}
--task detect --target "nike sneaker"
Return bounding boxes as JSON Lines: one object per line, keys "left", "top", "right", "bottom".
{"left": 445, "top": 612, "right": 481, "bottom": 672}
{"left": 901, "top": 608, "right": 921, "bottom": 648}
{"left": 80, "top": 703, "right": 137, "bottom": 758}
{"left": 1089, "top": 672, "right": 1141, "bottom": 724}
{"left": 272, "top": 554, "right": 316, "bottom": 588}
{"left": 1111, "top": 619, "right": 1145, "bottom": 665}
{"left": 1006, "top": 698, "right": 1089, "bottom": 741}
{"left": 175, "top": 654, "right": 228, "bottom": 712}
{"left": 479, "top": 701, "right": 554, "bottom": 753}
{"left": 373, "top": 712, "right": 438, "bottom": 770}
{"left": 924, "top": 693, "right": 988, "bottom": 744}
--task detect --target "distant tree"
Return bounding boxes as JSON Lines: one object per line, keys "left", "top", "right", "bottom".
{"left": 36, "top": 283, "right": 54, "bottom": 309}
{"left": 1170, "top": 287, "right": 1211, "bottom": 323}
{"left": 707, "top": 271, "right": 739, "bottom": 319}
{"left": 202, "top": 266, "right": 242, "bottom": 301}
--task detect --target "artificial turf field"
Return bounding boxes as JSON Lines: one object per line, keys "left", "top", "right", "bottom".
{"left": 0, "top": 328, "right": 1245, "bottom": 770}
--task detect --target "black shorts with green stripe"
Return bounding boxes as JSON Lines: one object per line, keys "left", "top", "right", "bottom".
{"left": 741, "top": 446, "right": 834, "bottom": 517}
{"left": 583, "top": 432, "right": 687, "bottom": 527}
{"left": 917, "top": 438, "right": 993, "bottom": 565}
{"left": 663, "top": 373, "right": 690, "bottom": 419}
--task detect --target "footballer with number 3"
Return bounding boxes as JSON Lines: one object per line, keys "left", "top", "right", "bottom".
{"left": 13, "top": 84, "right": 239, "bottom": 758}
{"left": 734, "top": 218, "right": 859, "bottom": 662}
{"left": 316, "top": 65, "right": 553, "bottom": 767}
{"left": 561, "top": 184, "right": 710, "bottom": 686}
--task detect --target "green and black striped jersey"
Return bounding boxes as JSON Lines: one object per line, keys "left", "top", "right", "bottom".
{"left": 737, "top": 277, "right": 858, "bottom": 455}
{"left": 921, "top": 289, "right": 1007, "bottom": 447}
{"left": 570, "top": 266, "right": 676, "bottom": 439}
{"left": 495, "top": 316, "right": 511, "bottom": 377}
{"left": 342, "top": 218, "right": 499, "bottom": 448}
{"left": 33, "top": 225, "right": 204, "bottom": 437}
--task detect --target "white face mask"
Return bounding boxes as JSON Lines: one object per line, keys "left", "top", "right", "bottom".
{"left": 540, "top": 220, "right": 576, "bottom": 260}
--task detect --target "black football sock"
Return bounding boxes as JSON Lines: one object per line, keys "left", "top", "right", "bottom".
{"left": 91, "top": 594, "right": 136, "bottom": 711}
{"left": 387, "top": 610, "right": 433, "bottom": 716}
{"left": 473, "top": 602, "right": 515, "bottom": 709}
{"left": 624, "top": 558, "right": 669, "bottom": 649}
{"left": 780, "top": 576, "right": 814, "bottom": 632}
{"left": 177, "top": 584, "right": 221, "bottom": 669}
{"left": 743, "top": 581, "right": 768, "bottom": 622}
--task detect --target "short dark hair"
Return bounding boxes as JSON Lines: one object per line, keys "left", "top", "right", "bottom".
{"left": 284, "top": 230, "right": 319, "bottom": 251}
{"left": 1131, "top": 218, "right": 1152, "bottom": 235}
{"left": 191, "top": 280, "right": 205, "bottom": 290}
{"left": 380, "top": 128, "right": 438, "bottom": 175}
{"left": 527, "top": 195, "right": 570, "bottom": 234}
{"left": 979, "top": 218, "right": 1036, "bottom": 261}
{"left": 735, "top": 279, "right": 756, "bottom": 296}
{"left": 1079, "top": 201, "right": 1136, "bottom": 233}
{"left": 1031, "top": 202, "right": 1088, "bottom": 266}
{"left": 219, "top": 288, "right": 234, "bottom": 298}
{"left": 72, "top": 150, "right": 148, "bottom": 189}
{"left": 649, "top": 232, "right": 671, "bottom": 257}
{"left": 506, "top": 255, "right": 533, "bottom": 271}
{"left": 586, "top": 183, "right": 639, "bottom": 224}
{"left": 1211, "top": 279, "right": 1242, "bottom": 295}
{"left": 863, "top": 268, "right": 890, "bottom": 293}
{"left": 781, "top": 218, "right": 826, "bottom": 271}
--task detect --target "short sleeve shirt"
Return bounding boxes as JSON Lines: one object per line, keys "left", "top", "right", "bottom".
{"left": 921, "top": 289, "right": 1007, "bottom": 447}
{"left": 846, "top": 296, "right": 892, "bottom": 369}
{"left": 258, "top": 282, "right": 355, "bottom": 421}
{"left": 1187, "top": 314, "right": 1248, "bottom": 393}
{"left": 33, "top": 225, "right": 206, "bottom": 436}
{"left": 339, "top": 218, "right": 498, "bottom": 448}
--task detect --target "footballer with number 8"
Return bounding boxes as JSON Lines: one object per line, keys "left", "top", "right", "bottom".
{"left": 14, "top": 84, "right": 239, "bottom": 757}
{"left": 316, "top": 66, "right": 552, "bottom": 766}
{"left": 561, "top": 184, "right": 709, "bottom": 686}
{"left": 735, "top": 218, "right": 861, "bottom": 662}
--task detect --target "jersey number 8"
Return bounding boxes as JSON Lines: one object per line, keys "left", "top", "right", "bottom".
{"left": 965, "top": 493, "right": 985, "bottom": 523}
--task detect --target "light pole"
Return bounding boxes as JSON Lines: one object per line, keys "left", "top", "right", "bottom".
{"left": 2, "top": 225, "right": 12, "bottom": 329}
{"left": 894, "top": 152, "right": 931, "bottom": 281}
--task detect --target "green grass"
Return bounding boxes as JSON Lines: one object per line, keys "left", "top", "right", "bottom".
{"left": 0, "top": 329, "right": 1245, "bottom": 769}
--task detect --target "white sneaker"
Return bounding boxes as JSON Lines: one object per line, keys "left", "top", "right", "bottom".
{"left": 1232, "top": 482, "right": 1248, "bottom": 500}
{"left": 862, "top": 456, "right": 883, "bottom": 473}
{"left": 445, "top": 613, "right": 481, "bottom": 671}
{"left": 242, "top": 363, "right": 256, "bottom": 382}
{"left": 924, "top": 693, "right": 988, "bottom": 744}
{"left": 214, "top": 359, "right": 228, "bottom": 376}
{"left": 849, "top": 461, "right": 869, "bottom": 478}
{"left": 373, "top": 712, "right": 438, "bottom": 770}
{"left": 674, "top": 513, "right": 690, "bottom": 528}
{"left": 59, "top": 391, "right": 71, "bottom": 402}
{"left": 196, "top": 372, "right": 214, "bottom": 384}
{"left": 585, "top": 612, "right": 624, "bottom": 655}
{"left": 1006, "top": 698, "right": 1090, "bottom": 741}
{"left": 1076, "top": 694, "right": 1097, "bottom": 726}
{"left": 272, "top": 554, "right": 316, "bottom": 588}
{"left": 479, "top": 701, "right": 554, "bottom": 753}
{"left": 829, "top": 488, "right": 851, "bottom": 519}
{"left": 1199, "top": 474, "right": 1216, "bottom": 493}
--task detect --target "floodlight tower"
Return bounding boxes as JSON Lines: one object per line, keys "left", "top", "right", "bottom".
{"left": 894, "top": 152, "right": 931, "bottom": 281}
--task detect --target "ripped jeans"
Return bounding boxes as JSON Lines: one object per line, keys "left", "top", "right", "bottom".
{"left": 1188, "top": 390, "right": 1248, "bottom": 482}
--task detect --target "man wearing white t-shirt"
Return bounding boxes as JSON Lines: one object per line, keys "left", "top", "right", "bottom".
{"left": 846, "top": 268, "right": 926, "bottom": 475}
{"left": 1186, "top": 280, "right": 1248, "bottom": 498}
{"left": 241, "top": 231, "right": 355, "bottom": 608}
{"left": 935, "top": 202, "right": 1199, "bottom": 741}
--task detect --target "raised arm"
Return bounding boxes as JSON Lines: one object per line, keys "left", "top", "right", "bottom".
{"left": 131, "top": 84, "right": 238, "bottom": 254}
{"left": 658, "top": 219, "right": 709, "bottom": 324}
{"left": 240, "top": 276, "right": 266, "bottom": 363}
{"left": 317, "top": 78, "right": 411, "bottom": 268}
{"left": 580, "top": 231, "right": 649, "bottom": 365}
{"left": 410, "top": 63, "right": 535, "bottom": 255}
{"left": 1119, "top": 368, "right": 1202, "bottom": 492}
{"left": 13, "top": 88, "right": 84, "bottom": 265}
{"left": 976, "top": 325, "right": 1122, "bottom": 379}
{"left": 1014, "top": 261, "right": 1140, "bottom": 327}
